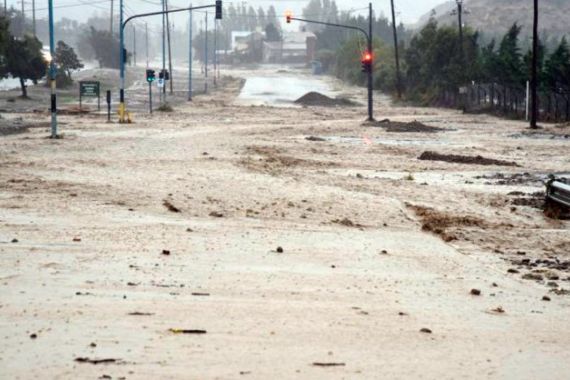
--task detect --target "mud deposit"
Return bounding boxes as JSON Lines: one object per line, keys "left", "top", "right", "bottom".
{"left": 370, "top": 119, "right": 446, "bottom": 133}
{"left": 418, "top": 151, "right": 519, "bottom": 166}
{"left": 294, "top": 91, "right": 357, "bottom": 107}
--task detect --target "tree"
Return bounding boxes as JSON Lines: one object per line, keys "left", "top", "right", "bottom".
{"left": 0, "top": 15, "right": 10, "bottom": 79}
{"left": 87, "top": 27, "right": 128, "bottom": 68}
{"left": 5, "top": 34, "right": 46, "bottom": 97}
{"left": 543, "top": 37, "right": 570, "bottom": 96}
{"left": 54, "top": 40, "right": 83, "bottom": 82}
{"left": 496, "top": 23, "right": 525, "bottom": 88}
{"left": 265, "top": 23, "right": 281, "bottom": 42}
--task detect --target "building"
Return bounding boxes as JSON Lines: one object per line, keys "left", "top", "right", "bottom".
{"left": 262, "top": 31, "right": 317, "bottom": 64}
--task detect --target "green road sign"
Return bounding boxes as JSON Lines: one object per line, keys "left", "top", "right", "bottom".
{"left": 79, "top": 81, "right": 101, "bottom": 111}
{"left": 80, "top": 81, "right": 100, "bottom": 97}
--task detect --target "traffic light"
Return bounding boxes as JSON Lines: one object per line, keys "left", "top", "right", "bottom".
{"left": 215, "top": 0, "right": 222, "bottom": 20}
{"left": 146, "top": 69, "right": 156, "bottom": 83}
{"left": 285, "top": 10, "right": 292, "bottom": 24}
{"left": 158, "top": 69, "right": 170, "bottom": 80}
{"left": 361, "top": 51, "right": 373, "bottom": 73}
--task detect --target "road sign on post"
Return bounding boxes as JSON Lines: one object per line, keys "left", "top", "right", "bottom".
{"left": 79, "top": 81, "right": 101, "bottom": 111}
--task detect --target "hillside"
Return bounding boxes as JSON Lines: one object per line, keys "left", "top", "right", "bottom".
{"left": 413, "top": 0, "right": 570, "bottom": 42}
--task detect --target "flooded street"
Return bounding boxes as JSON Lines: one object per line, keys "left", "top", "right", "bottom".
{"left": 1, "top": 67, "right": 569, "bottom": 379}
{"left": 235, "top": 67, "right": 343, "bottom": 106}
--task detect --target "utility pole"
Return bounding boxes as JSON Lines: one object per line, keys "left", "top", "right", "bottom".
{"left": 110, "top": 0, "right": 114, "bottom": 35}
{"left": 205, "top": 11, "right": 208, "bottom": 94}
{"left": 213, "top": 17, "right": 217, "bottom": 86}
{"left": 133, "top": 25, "right": 136, "bottom": 66}
{"left": 161, "top": 0, "right": 166, "bottom": 102}
{"left": 48, "top": 0, "right": 57, "bottom": 137}
{"left": 367, "top": 2, "right": 373, "bottom": 121}
{"left": 20, "top": 0, "right": 24, "bottom": 35}
{"left": 530, "top": 0, "right": 538, "bottom": 129}
{"left": 32, "top": 0, "right": 36, "bottom": 36}
{"left": 456, "top": 0, "right": 464, "bottom": 63}
{"left": 390, "top": 0, "right": 402, "bottom": 98}
{"left": 119, "top": 0, "right": 125, "bottom": 121}
{"left": 188, "top": 4, "right": 193, "bottom": 101}
{"left": 145, "top": 23, "right": 149, "bottom": 68}
{"left": 165, "top": 0, "right": 174, "bottom": 95}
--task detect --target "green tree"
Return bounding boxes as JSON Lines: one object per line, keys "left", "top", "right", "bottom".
{"left": 87, "top": 27, "right": 129, "bottom": 68}
{"left": 0, "top": 15, "right": 10, "bottom": 79}
{"left": 496, "top": 23, "right": 525, "bottom": 88}
{"left": 54, "top": 40, "right": 83, "bottom": 82}
{"left": 544, "top": 37, "right": 570, "bottom": 91}
{"left": 5, "top": 34, "right": 47, "bottom": 97}
{"left": 265, "top": 23, "right": 281, "bottom": 42}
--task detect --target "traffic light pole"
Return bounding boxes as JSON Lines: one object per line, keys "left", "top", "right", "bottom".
{"left": 289, "top": 7, "right": 375, "bottom": 121}
{"left": 149, "top": 80, "right": 153, "bottom": 114}
{"left": 48, "top": 0, "right": 57, "bottom": 137}
{"left": 119, "top": 2, "right": 220, "bottom": 122}
{"left": 188, "top": 4, "right": 193, "bottom": 101}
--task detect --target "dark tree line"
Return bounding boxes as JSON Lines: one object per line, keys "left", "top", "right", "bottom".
{"left": 327, "top": 17, "right": 570, "bottom": 106}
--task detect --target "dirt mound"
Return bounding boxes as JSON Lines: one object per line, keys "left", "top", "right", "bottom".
{"left": 370, "top": 119, "right": 445, "bottom": 133}
{"left": 408, "top": 204, "right": 487, "bottom": 242}
{"left": 294, "top": 92, "right": 356, "bottom": 107}
{"left": 418, "top": 151, "right": 519, "bottom": 167}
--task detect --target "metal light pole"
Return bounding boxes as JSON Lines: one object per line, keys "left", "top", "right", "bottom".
{"left": 530, "top": 0, "right": 538, "bottom": 128}
{"left": 213, "top": 17, "right": 217, "bottom": 87}
{"left": 367, "top": 2, "right": 373, "bottom": 121}
{"left": 119, "top": 0, "right": 126, "bottom": 122}
{"left": 188, "top": 4, "right": 193, "bottom": 101}
{"left": 161, "top": 0, "right": 166, "bottom": 102}
{"left": 48, "top": 0, "right": 57, "bottom": 137}
{"left": 390, "top": 0, "right": 402, "bottom": 98}
{"left": 133, "top": 25, "right": 137, "bottom": 66}
{"left": 204, "top": 11, "right": 208, "bottom": 94}
{"left": 110, "top": 0, "right": 114, "bottom": 35}
{"left": 32, "top": 0, "right": 36, "bottom": 36}
{"left": 165, "top": 0, "right": 174, "bottom": 95}
{"left": 145, "top": 23, "right": 149, "bottom": 68}
{"left": 456, "top": 0, "right": 464, "bottom": 63}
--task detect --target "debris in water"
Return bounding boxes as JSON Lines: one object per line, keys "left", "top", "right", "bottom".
{"left": 276, "top": 246, "right": 284, "bottom": 253}
{"left": 419, "top": 328, "right": 432, "bottom": 334}
{"left": 161, "top": 249, "right": 171, "bottom": 256}
{"left": 128, "top": 312, "right": 154, "bottom": 316}
{"left": 418, "top": 151, "right": 519, "bottom": 167}
{"left": 312, "top": 362, "right": 346, "bottom": 367}
{"left": 163, "top": 199, "right": 181, "bottom": 213}
{"left": 305, "top": 136, "right": 326, "bottom": 142}
{"left": 74, "top": 357, "right": 121, "bottom": 365}
{"left": 470, "top": 289, "right": 482, "bottom": 296}
{"left": 169, "top": 328, "right": 207, "bottom": 334}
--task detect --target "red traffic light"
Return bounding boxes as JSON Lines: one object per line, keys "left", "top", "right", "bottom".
{"left": 361, "top": 51, "right": 373, "bottom": 63}
{"left": 285, "top": 10, "right": 292, "bottom": 23}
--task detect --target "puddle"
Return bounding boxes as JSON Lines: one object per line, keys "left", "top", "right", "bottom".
{"left": 236, "top": 74, "right": 340, "bottom": 106}
{"left": 320, "top": 135, "right": 454, "bottom": 147}
{"left": 509, "top": 132, "right": 570, "bottom": 140}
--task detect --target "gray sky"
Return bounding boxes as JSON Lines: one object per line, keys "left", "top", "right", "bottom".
{"left": 10, "top": 0, "right": 448, "bottom": 26}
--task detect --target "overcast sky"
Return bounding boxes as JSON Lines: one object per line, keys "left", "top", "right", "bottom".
{"left": 11, "top": 0, "right": 448, "bottom": 27}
